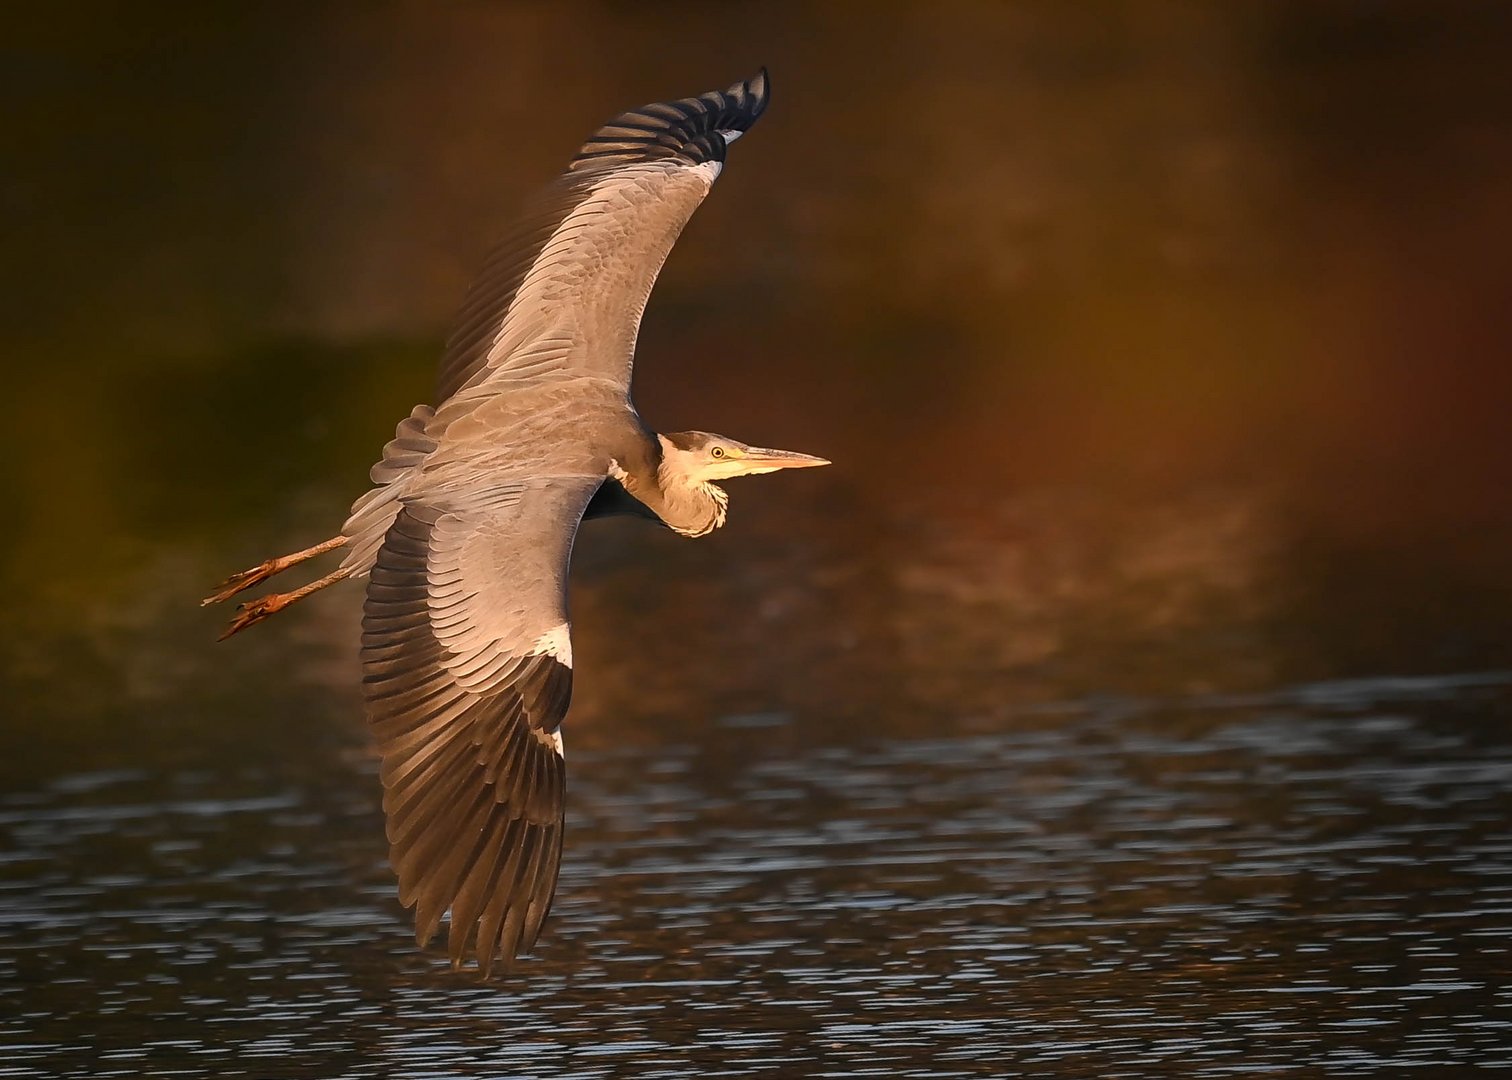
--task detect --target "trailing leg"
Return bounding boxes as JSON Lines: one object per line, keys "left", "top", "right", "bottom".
{"left": 202, "top": 535, "right": 347, "bottom": 606}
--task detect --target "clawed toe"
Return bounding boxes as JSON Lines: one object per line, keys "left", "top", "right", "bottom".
{"left": 218, "top": 596, "right": 285, "bottom": 640}
{"left": 202, "top": 562, "right": 278, "bottom": 606}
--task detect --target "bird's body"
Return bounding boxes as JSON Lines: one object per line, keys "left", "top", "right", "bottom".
{"left": 204, "top": 70, "right": 827, "bottom": 976}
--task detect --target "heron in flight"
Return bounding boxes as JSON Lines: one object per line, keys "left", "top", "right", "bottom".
{"left": 203, "top": 70, "right": 826, "bottom": 975}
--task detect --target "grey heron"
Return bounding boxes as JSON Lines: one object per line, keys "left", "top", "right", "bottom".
{"left": 203, "top": 69, "right": 828, "bottom": 975}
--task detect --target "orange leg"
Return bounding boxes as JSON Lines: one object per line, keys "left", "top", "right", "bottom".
{"left": 202, "top": 534, "right": 347, "bottom": 606}
{"left": 218, "top": 565, "right": 351, "bottom": 640}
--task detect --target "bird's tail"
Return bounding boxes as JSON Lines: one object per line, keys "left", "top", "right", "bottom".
{"left": 202, "top": 534, "right": 349, "bottom": 639}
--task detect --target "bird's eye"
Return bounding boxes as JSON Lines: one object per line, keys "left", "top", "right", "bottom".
{"left": 711, "top": 446, "right": 726, "bottom": 459}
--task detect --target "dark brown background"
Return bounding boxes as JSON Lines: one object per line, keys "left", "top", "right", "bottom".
{"left": 7, "top": 3, "right": 1511, "bottom": 719}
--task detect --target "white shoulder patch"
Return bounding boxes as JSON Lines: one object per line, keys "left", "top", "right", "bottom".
{"left": 530, "top": 622, "right": 573, "bottom": 668}
{"left": 719, "top": 129, "right": 743, "bottom": 144}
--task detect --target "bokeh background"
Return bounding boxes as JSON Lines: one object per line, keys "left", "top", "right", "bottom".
{"left": 4, "top": 4, "right": 1512, "bottom": 1076}
{"left": 7, "top": 2, "right": 1511, "bottom": 711}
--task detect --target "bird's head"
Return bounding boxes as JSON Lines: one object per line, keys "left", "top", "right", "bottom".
{"left": 658, "top": 431, "right": 830, "bottom": 485}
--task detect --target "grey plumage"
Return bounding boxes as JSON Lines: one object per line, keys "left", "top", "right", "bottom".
{"left": 204, "top": 69, "right": 829, "bottom": 977}
{"left": 436, "top": 68, "right": 770, "bottom": 404}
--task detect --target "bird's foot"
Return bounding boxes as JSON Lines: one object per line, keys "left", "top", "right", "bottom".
{"left": 201, "top": 560, "right": 282, "bottom": 606}
{"left": 217, "top": 593, "right": 289, "bottom": 640}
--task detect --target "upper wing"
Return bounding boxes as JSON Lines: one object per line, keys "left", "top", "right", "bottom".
{"left": 361, "top": 476, "right": 599, "bottom": 975}
{"left": 434, "top": 69, "right": 769, "bottom": 403}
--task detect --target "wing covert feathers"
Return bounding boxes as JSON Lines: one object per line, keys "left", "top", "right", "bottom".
{"left": 433, "top": 70, "right": 769, "bottom": 403}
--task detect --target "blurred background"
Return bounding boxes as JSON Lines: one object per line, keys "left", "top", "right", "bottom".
{"left": 6, "top": 2, "right": 1510, "bottom": 718}
{"left": 4, "top": 4, "right": 1512, "bottom": 1075}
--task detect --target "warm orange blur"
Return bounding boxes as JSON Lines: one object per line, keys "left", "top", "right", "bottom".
{"left": 4, "top": 3, "right": 1510, "bottom": 711}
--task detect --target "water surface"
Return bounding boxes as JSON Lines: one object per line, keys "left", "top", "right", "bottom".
{"left": 3, "top": 665, "right": 1510, "bottom": 1076}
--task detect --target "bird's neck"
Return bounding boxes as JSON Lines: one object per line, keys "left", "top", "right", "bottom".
{"left": 611, "top": 434, "right": 728, "bottom": 538}
{"left": 658, "top": 477, "right": 728, "bottom": 538}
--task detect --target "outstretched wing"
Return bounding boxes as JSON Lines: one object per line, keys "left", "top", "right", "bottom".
{"left": 361, "top": 476, "right": 598, "bottom": 975}
{"left": 435, "top": 69, "right": 770, "bottom": 403}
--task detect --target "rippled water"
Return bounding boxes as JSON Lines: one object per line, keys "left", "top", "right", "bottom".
{"left": 4, "top": 671, "right": 1510, "bottom": 1076}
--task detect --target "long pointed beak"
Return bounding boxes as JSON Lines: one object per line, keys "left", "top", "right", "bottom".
{"left": 740, "top": 446, "right": 832, "bottom": 472}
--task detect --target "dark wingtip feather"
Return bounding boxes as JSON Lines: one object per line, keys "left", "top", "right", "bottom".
{"left": 731, "top": 68, "right": 770, "bottom": 121}
{"left": 570, "top": 70, "right": 773, "bottom": 173}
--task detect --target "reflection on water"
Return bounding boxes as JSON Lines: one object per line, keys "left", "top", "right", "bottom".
{"left": 3, "top": 674, "right": 1510, "bottom": 1076}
